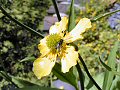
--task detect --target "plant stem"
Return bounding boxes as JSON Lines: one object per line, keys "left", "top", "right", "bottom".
{"left": 52, "top": 0, "right": 61, "bottom": 21}
{"left": 76, "top": 62, "right": 84, "bottom": 90}
{"left": 0, "top": 5, "right": 44, "bottom": 38}
{"left": 78, "top": 54, "right": 102, "bottom": 90}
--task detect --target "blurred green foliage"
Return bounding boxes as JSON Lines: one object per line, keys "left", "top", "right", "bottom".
{"left": 77, "top": 0, "right": 120, "bottom": 75}
{"left": 0, "top": 0, "right": 51, "bottom": 89}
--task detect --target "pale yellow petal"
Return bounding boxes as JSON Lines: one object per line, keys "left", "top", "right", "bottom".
{"left": 61, "top": 46, "right": 78, "bottom": 73}
{"left": 64, "top": 18, "right": 92, "bottom": 43}
{"left": 49, "top": 25, "right": 59, "bottom": 34}
{"left": 33, "top": 57, "right": 55, "bottom": 79}
{"left": 49, "top": 17, "right": 68, "bottom": 35}
{"left": 38, "top": 37, "right": 50, "bottom": 57}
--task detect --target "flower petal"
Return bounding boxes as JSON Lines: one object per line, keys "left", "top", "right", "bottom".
{"left": 64, "top": 18, "right": 92, "bottom": 43}
{"left": 49, "top": 17, "right": 68, "bottom": 35}
{"left": 38, "top": 37, "right": 50, "bottom": 57}
{"left": 33, "top": 57, "right": 55, "bottom": 79}
{"left": 61, "top": 46, "right": 78, "bottom": 73}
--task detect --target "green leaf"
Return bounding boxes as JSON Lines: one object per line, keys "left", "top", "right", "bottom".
{"left": 99, "top": 57, "right": 111, "bottom": 71}
{"left": 52, "top": 63, "right": 78, "bottom": 89}
{"left": 84, "top": 71, "right": 104, "bottom": 90}
{"left": 110, "top": 63, "right": 120, "bottom": 90}
{"left": 20, "top": 56, "right": 36, "bottom": 62}
{"left": 68, "top": 0, "right": 75, "bottom": 32}
{"left": 99, "top": 57, "right": 120, "bottom": 76}
{"left": 102, "top": 41, "right": 119, "bottom": 90}
{"left": 14, "top": 85, "right": 60, "bottom": 90}
{"left": 0, "top": 71, "right": 12, "bottom": 82}
{"left": 0, "top": 71, "right": 60, "bottom": 90}
{"left": 91, "top": 9, "right": 120, "bottom": 22}
{"left": 0, "top": 71, "right": 38, "bottom": 88}
{"left": 11, "top": 77, "right": 38, "bottom": 88}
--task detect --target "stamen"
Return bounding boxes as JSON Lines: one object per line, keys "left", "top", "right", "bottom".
{"left": 46, "top": 34, "right": 61, "bottom": 49}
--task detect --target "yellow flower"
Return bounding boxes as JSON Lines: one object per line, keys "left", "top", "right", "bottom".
{"left": 33, "top": 17, "right": 92, "bottom": 79}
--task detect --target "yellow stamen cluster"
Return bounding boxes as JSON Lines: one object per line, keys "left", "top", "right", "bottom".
{"left": 46, "top": 34, "right": 61, "bottom": 49}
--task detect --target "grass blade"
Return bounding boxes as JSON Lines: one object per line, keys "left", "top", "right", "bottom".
{"left": 91, "top": 9, "right": 120, "bottom": 22}
{"left": 102, "top": 41, "right": 119, "bottom": 90}
{"left": 68, "top": 0, "right": 75, "bottom": 32}
{"left": 99, "top": 57, "right": 120, "bottom": 76}
{"left": 53, "top": 63, "right": 78, "bottom": 90}
{"left": 110, "top": 63, "right": 120, "bottom": 90}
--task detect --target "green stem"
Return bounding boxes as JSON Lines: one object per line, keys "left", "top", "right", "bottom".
{"left": 52, "top": 0, "right": 61, "bottom": 21}
{"left": 76, "top": 62, "right": 84, "bottom": 90}
{"left": 50, "top": 73, "right": 53, "bottom": 88}
{"left": 0, "top": 5, "right": 44, "bottom": 38}
{"left": 91, "top": 9, "right": 120, "bottom": 22}
{"left": 78, "top": 54, "right": 102, "bottom": 90}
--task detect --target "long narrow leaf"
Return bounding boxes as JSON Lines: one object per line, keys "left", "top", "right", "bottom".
{"left": 0, "top": 71, "right": 38, "bottom": 88}
{"left": 20, "top": 56, "right": 36, "bottom": 62}
{"left": 102, "top": 41, "right": 119, "bottom": 90}
{"left": 85, "top": 72, "right": 104, "bottom": 90}
{"left": 99, "top": 57, "right": 111, "bottom": 71}
{"left": 110, "top": 63, "right": 120, "bottom": 90}
{"left": 68, "top": 0, "right": 75, "bottom": 32}
{"left": 53, "top": 63, "right": 78, "bottom": 90}
{"left": 91, "top": 9, "right": 120, "bottom": 22}
{"left": 0, "top": 6, "right": 44, "bottom": 38}
{"left": 0, "top": 71, "right": 61, "bottom": 89}
{"left": 99, "top": 57, "right": 120, "bottom": 76}
{"left": 14, "top": 85, "right": 60, "bottom": 90}
{"left": 0, "top": 71, "right": 19, "bottom": 88}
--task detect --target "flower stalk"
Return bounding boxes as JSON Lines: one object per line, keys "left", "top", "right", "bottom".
{"left": 76, "top": 62, "right": 84, "bottom": 90}
{"left": 78, "top": 54, "right": 102, "bottom": 90}
{"left": 52, "top": 0, "right": 61, "bottom": 21}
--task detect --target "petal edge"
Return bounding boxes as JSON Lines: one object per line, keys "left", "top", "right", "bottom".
{"left": 33, "top": 57, "right": 55, "bottom": 79}
{"left": 64, "top": 18, "right": 92, "bottom": 43}
{"left": 61, "top": 46, "right": 78, "bottom": 73}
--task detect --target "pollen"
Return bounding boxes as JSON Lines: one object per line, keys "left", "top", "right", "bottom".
{"left": 46, "top": 34, "right": 61, "bottom": 49}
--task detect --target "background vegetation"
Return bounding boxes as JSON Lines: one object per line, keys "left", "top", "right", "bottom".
{"left": 0, "top": 0, "right": 120, "bottom": 90}
{"left": 0, "top": 0, "right": 51, "bottom": 89}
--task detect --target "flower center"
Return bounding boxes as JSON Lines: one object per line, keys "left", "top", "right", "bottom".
{"left": 46, "top": 34, "right": 62, "bottom": 50}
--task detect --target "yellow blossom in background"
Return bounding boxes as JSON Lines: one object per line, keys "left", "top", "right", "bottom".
{"left": 33, "top": 17, "right": 92, "bottom": 79}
